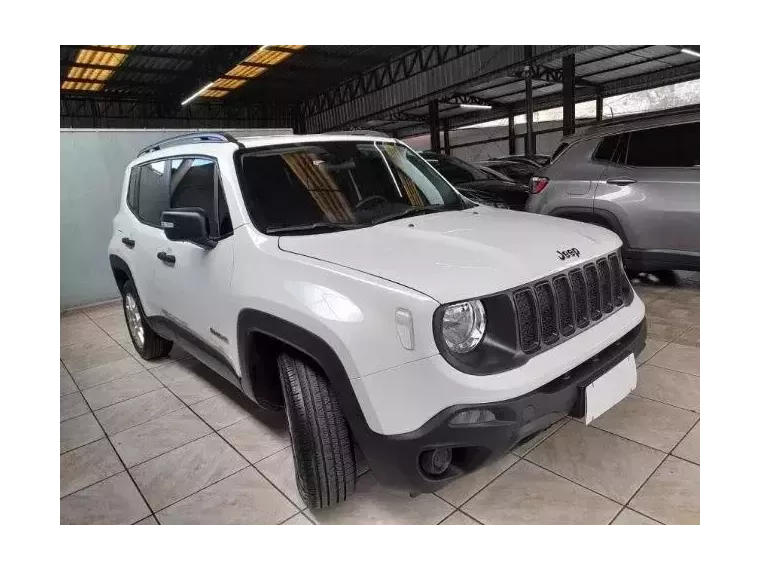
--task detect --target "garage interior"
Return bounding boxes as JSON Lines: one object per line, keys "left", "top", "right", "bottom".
{"left": 60, "top": 45, "right": 700, "bottom": 524}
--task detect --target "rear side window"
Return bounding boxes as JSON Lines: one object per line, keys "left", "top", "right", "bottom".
{"left": 136, "top": 160, "right": 169, "bottom": 226}
{"left": 126, "top": 168, "right": 138, "bottom": 210}
{"left": 593, "top": 135, "right": 622, "bottom": 162}
{"left": 624, "top": 122, "right": 700, "bottom": 167}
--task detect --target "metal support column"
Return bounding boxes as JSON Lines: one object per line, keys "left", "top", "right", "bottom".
{"left": 562, "top": 54, "right": 575, "bottom": 136}
{"left": 508, "top": 111, "right": 516, "bottom": 155}
{"left": 524, "top": 46, "right": 535, "bottom": 156}
{"left": 443, "top": 119, "right": 451, "bottom": 155}
{"left": 595, "top": 89, "right": 604, "bottom": 122}
{"left": 428, "top": 100, "right": 441, "bottom": 153}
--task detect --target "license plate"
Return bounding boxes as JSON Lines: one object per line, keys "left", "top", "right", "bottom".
{"left": 584, "top": 354, "right": 637, "bottom": 424}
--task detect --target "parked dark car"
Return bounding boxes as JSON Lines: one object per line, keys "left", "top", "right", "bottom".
{"left": 478, "top": 154, "right": 549, "bottom": 184}
{"left": 420, "top": 151, "right": 530, "bottom": 210}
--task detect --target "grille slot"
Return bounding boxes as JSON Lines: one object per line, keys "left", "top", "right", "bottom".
{"left": 534, "top": 282, "right": 559, "bottom": 345}
{"left": 584, "top": 264, "right": 602, "bottom": 320}
{"left": 597, "top": 259, "right": 613, "bottom": 313}
{"left": 569, "top": 269, "right": 590, "bottom": 328}
{"left": 609, "top": 253, "right": 624, "bottom": 306}
{"left": 514, "top": 289, "right": 540, "bottom": 353}
{"left": 552, "top": 276, "right": 575, "bottom": 337}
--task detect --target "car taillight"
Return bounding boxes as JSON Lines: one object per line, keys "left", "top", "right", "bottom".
{"left": 531, "top": 176, "right": 549, "bottom": 194}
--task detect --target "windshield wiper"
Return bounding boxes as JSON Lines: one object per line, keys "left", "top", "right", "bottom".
{"left": 370, "top": 204, "right": 454, "bottom": 226}
{"left": 265, "top": 221, "right": 367, "bottom": 235}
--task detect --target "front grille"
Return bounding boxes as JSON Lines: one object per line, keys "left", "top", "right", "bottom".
{"left": 512, "top": 252, "right": 631, "bottom": 355}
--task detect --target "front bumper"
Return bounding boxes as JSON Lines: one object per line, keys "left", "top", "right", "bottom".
{"left": 355, "top": 317, "right": 646, "bottom": 494}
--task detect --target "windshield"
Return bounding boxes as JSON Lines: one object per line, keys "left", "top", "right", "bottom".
{"left": 237, "top": 141, "right": 465, "bottom": 233}
{"left": 425, "top": 155, "right": 489, "bottom": 184}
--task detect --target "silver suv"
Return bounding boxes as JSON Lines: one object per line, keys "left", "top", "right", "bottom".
{"left": 526, "top": 107, "right": 700, "bottom": 273}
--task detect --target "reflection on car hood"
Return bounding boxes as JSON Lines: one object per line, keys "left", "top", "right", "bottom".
{"left": 278, "top": 208, "right": 622, "bottom": 303}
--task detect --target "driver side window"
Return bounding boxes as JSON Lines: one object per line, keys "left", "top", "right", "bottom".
{"left": 169, "top": 158, "right": 233, "bottom": 239}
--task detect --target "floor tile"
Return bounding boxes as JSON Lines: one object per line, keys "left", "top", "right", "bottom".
{"left": 95, "top": 388, "right": 184, "bottom": 436}
{"left": 135, "top": 515, "right": 158, "bottom": 525}
{"left": 462, "top": 460, "right": 619, "bottom": 524}
{"left": 646, "top": 316, "right": 690, "bottom": 343}
{"left": 435, "top": 453, "right": 519, "bottom": 507}
{"left": 60, "top": 472, "right": 150, "bottom": 525}
{"left": 61, "top": 413, "right": 104, "bottom": 454}
{"left": 82, "top": 370, "right": 162, "bottom": 410}
{"left": 282, "top": 513, "right": 313, "bottom": 525}
{"left": 61, "top": 392, "right": 90, "bottom": 422}
{"left": 646, "top": 298, "right": 699, "bottom": 327}
{"left": 156, "top": 466, "right": 297, "bottom": 524}
{"left": 611, "top": 508, "right": 660, "bottom": 525}
{"left": 255, "top": 447, "right": 305, "bottom": 509}
{"left": 61, "top": 439, "right": 124, "bottom": 497}
{"left": 60, "top": 310, "right": 91, "bottom": 327}
{"left": 440, "top": 511, "right": 481, "bottom": 525}
{"left": 512, "top": 417, "right": 569, "bottom": 456}
{"left": 61, "top": 338, "right": 127, "bottom": 374}
{"left": 151, "top": 359, "right": 222, "bottom": 405}
{"left": 635, "top": 339, "right": 667, "bottom": 367}
{"left": 672, "top": 421, "right": 699, "bottom": 464}
{"left": 675, "top": 326, "right": 699, "bottom": 348}
{"left": 634, "top": 364, "right": 700, "bottom": 412}
{"left": 526, "top": 421, "right": 665, "bottom": 503}
{"left": 60, "top": 369, "right": 79, "bottom": 397}
{"left": 91, "top": 312, "right": 129, "bottom": 337}
{"left": 307, "top": 472, "right": 453, "bottom": 525}
{"left": 130, "top": 433, "right": 247, "bottom": 511}
{"left": 61, "top": 320, "right": 106, "bottom": 348}
{"left": 219, "top": 414, "right": 290, "bottom": 464}
{"left": 591, "top": 395, "right": 698, "bottom": 452}
{"left": 111, "top": 407, "right": 212, "bottom": 467}
{"left": 630, "top": 456, "right": 699, "bottom": 525}
{"left": 191, "top": 392, "right": 251, "bottom": 429}
{"left": 648, "top": 343, "right": 699, "bottom": 376}
{"left": 83, "top": 300, "right": 122, "bottom": 320}
{"left": 72, "top": 356, "right": 145, "bottom": 390}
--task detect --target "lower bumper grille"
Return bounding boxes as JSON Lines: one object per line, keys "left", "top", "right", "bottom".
{"left": 513, "top": 251, "right": 632, "bottom": 354}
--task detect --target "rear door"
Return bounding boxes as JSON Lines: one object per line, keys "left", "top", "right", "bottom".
{"left": 594, "top": 121, "right": 700, "bottom": 254}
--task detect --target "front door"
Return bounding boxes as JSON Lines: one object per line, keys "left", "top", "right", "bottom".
{"left": 153, "top": 157, "right": 236, "bottom": 363}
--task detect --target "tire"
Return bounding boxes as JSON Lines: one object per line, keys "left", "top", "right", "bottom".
{"left": 121, "top": 279, "right": 173, "bottom": 360}
{"left": 277, "top": 351, "right": 356, "bottom": 509}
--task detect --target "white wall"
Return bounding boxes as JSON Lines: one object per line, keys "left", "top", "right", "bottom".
{"left": 59, "top": 129, "right": 290, "bottom": 309}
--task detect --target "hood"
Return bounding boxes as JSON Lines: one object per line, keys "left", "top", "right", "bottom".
{"left": 279, "top": 208, "right": 622, "bottom": 303}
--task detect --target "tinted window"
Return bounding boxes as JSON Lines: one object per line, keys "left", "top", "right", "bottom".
{"left": 136, "top": 161, "right": 169, "bottom": 225}
{"left": 625, "top": 122, "right": 700, "bottom": 167}
{"left": 430, "top": 156, "right": 488, "bottom": 184}
{"left": 126, "top": 168, "right": 138, "bottom": 211}
{"left": 169, "top": 158, "right": 231, "bottom": 238}
{"left": 593, "top": 135, "right": 621, "bottom": 162}
{"left": 237, "top": 141, "right": 462, "bottom": 232}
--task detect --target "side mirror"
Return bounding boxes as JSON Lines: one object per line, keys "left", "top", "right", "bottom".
{"left": 160, "top": 208, "right": 216, "bottom": 249}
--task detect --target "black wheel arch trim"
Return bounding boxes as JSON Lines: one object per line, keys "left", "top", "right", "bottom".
{"left": 548, "top": 206, "right": 630, "bottom": 249}
{"left": 109, "top": 254, "right": 134, "bottom": 293}
{"left": 236, "top": 309, "right": 375, "bottom": 448}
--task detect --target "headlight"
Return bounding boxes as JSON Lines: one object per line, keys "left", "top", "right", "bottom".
{"left": 441, "top": 300, "right": 486, "bottom": 353}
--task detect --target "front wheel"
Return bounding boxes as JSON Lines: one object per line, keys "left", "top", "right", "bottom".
{"left": 277, "top": 352, "right": 356, "bottom": 509}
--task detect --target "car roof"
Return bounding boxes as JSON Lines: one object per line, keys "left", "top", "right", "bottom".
{"left": 562, "top": 106, "right": 700, "bottom": 145}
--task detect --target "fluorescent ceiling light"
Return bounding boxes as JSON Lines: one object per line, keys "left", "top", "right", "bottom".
{"left": 181, "top": 82, "right": 215, "bottom": 106}
{"left": 460, "top": 103, "right": 492, "bottom": 110}
{"left": 681, "top": 48, "right": 700, "bottom": 57}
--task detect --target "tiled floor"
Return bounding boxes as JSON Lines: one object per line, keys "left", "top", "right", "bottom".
{"left": 60, "top": 272, "right": 699, "bottom": 524}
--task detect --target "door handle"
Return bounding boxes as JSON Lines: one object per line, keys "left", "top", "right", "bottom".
{"left": 121, "top": 237, "right": 135, "bottom": 248}
{"left": 606, "top": 177, "right": 637, "bottom": 186}
{"left": 157, "top": 251, "right": 176, "bottom": 265}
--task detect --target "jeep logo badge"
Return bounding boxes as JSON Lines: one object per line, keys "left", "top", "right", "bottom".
{"left": 557, "top": 248, "right": 580, "bottom": 261}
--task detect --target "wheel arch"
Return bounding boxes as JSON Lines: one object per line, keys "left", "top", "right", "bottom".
{"left": 549, "top": 206, "right": 630, "bottom": 248}
{"left": 109, "top": 254, "right": 133, "bottom": 294}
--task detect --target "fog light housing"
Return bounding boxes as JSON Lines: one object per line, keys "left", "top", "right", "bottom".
{"left": 420, "top": 447, "right": 452, "bottom": 476}
{"left": 450, "top": 409, "right": 496, "bottom": 426}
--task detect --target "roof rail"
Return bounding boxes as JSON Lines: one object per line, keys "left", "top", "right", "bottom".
{"left": 137, "top": 131, "right": 244, "bottom": 156}
{"left": 325, "top": 129, "right": 393, "bottom": 138}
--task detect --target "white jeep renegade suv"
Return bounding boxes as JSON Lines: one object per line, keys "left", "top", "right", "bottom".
{"left": 108, "top": 131, "right": 646, "bottom": 509}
